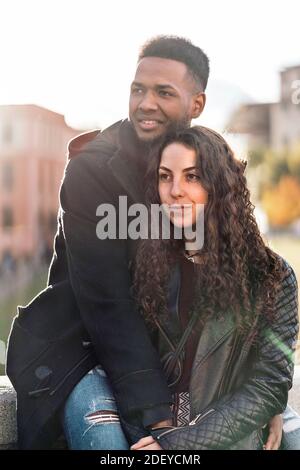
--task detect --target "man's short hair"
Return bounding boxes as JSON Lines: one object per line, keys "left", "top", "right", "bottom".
{"left": 138, "top": 35, "right": 210, "bottom": 92}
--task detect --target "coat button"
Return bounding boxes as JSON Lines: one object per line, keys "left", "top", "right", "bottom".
{"left": 29, "top": 366, "right": 52, "bottom": 398}
{"left": 35, "top": 365, "right": 53, "bottom": 381}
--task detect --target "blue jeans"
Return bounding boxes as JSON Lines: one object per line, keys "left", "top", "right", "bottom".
{"left": 60, "top": 365, "right": 147, "bottom": 450}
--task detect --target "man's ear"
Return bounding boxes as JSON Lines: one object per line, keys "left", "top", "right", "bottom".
{"left": 192, "top": 92, "right": 206, "bottom": 119}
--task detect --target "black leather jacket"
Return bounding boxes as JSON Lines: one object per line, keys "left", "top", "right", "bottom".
{"left": 153, "top": 260, "right": 299, "bottom": 450}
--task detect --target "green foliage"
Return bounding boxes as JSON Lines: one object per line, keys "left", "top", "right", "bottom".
{"left": 248, "top": 148, "right": 265, "bottom": 167}
{"left": 269, "top": 158, "right": 291, "bottom": 185}
{"left": 287, "top": 143, "right": 300, "bottom": 179}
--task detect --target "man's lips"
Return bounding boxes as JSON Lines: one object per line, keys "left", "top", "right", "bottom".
{"left": 137, "top": 118, "right": 164, "bottom": 131}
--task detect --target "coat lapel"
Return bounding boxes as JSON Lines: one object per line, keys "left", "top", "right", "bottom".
{"left": 107, "top": 149, "right": 144, "bottom": 203}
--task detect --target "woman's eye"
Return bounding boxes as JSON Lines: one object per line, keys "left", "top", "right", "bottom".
{"left": 159, "top": 173, "right": 171, "bottom": 181}
{"left": 186, "top": 174, "right": 200, "bottom": 182}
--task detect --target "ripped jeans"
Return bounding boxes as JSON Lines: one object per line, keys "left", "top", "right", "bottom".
{"left": 60, "top": 365, "right": 148, "bottom": 450}
{"left": 61, "top": 365, "right": 300, "bottom": 450}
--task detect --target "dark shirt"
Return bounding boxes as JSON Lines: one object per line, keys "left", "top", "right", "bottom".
{"left": 158, "top": 255, "right": 201, "bottom": 395}
{"left": 174, "top": 255, "right": 201, "bottom": 393}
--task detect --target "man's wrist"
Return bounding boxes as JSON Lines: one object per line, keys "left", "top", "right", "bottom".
{"left": 149, "top": 419, "right": 173, "bottom": 430}
{"left": 142, "top": 404, "right": 173, "bottom": 428}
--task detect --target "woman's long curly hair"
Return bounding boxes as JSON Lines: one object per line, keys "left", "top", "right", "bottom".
{"left": 133, "top": 126, "right": 284, "bottom": 335}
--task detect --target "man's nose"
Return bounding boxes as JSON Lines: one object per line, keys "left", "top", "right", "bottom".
{"left": 138, "top": 91, "right": 158, "bottom": 112}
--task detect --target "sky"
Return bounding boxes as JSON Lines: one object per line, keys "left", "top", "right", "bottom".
{"left": 0, "top": 0, "right": 299, "bottom": 131}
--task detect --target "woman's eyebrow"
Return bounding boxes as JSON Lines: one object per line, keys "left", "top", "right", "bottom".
{"left": 159, "top": 166, "right": 198, "bottom": 172}
{"left": 183, "top": 166, "right": 198, "bottom": 172}
{"left": 159, "top": 166, "right": 172, "bottom": 171}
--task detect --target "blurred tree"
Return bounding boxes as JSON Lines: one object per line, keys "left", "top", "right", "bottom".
{"left": 263, "top": 149, "right": 290, "bottom": 185}
{"left": 287, "top": 143, "right": 300, "bottom": 179}
{"left": 261, "top": 175, "right": 300, "bottom": 226}
{"left": 248, "top": 148, "right": 265, "bottom": 168}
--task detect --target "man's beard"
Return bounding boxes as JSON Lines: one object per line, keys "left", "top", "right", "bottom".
{"left": 136, "top": 114, "right": 191, "bottom": 161}
{"left": 164, "top": 114, "right": 192, "bottom": 136}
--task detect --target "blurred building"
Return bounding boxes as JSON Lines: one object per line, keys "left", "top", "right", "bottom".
{"left": 228, "top": 65, "right": 300, "bottom": 151}
{"left": 0, "top": 105, "right": 81, "bottom": 262}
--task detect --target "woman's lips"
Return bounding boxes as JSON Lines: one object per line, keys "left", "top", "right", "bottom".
{"left": 169, "top": 204, "right": 193, "bottom": 211}
{"left": 168, "top": 205, "right": 193, "bottom": 221}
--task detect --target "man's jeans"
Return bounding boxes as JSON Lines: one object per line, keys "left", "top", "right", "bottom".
{"left": 60, "top": 365, "right": 148, "bottom": 450}
{"left": 61, "top": 365, "right": 300, "bottom": 450}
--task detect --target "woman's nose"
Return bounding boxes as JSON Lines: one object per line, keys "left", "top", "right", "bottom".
{"left": 138, "top": 91, "right": 158, "bottom": 112}
{"left": 170, "top": 179, "right": 184, "bottom": 198}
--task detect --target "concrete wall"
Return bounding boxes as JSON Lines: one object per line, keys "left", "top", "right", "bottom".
{"left": 0, "top": 367, "right": 300, "bottom": 449}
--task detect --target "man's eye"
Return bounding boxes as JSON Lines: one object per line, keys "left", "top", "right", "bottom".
{"left": 159, "top": 90, "right": 173, "bottom": 97}
{"left": 131, "top": 87, "right": 143, "bottom": 94}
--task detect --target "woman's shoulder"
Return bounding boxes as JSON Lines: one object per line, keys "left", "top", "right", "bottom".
{"left": 271, "top": 254, "right": 298, "bottom": 325}
{"left": 275, "top": 254, "right": 298, "bottom": 292}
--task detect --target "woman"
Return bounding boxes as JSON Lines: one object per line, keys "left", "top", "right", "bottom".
{"left": 61, "top": 126, "right": 299, "bottom": 450}
{"left": 130, "top": 126, "right": 299, "bottom": 450}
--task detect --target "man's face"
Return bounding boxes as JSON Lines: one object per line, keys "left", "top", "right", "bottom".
{"left": 129, "top": 57, "right": 204, "bottom": 142}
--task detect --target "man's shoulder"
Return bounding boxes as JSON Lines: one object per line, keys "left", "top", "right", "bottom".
{"left": 67, "top": 119, "right": 125, "bottom": 162}
{"left": 62, "top": 120, "right": 130, "bottom": 196}
{"left": 67, "top": 129, "right": 101, "bottom": 159}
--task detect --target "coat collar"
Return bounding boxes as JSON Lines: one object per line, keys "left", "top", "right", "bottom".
{"left": 108, "top": 149, "right": 144, "bottom": 203}
{"left": 107, "top": 119, "right": 149, "bottom": 203}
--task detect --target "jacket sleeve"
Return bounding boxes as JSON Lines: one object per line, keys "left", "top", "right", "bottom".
{"left": 59, "top": 150, "right": 172, "bottom": 423}
{"left": 155, "top": 264, "right": 299, "bottom": 450}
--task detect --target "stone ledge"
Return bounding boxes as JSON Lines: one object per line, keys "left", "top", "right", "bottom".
{"left": 0, "top": 376, "right": 17, "bottom": 449}
{"left": 0, "top": 367, "right": 300, "bottom": 449}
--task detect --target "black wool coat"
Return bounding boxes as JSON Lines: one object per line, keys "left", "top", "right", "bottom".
{"left": 6, "top": 119, "right": 172, "bottom": 449}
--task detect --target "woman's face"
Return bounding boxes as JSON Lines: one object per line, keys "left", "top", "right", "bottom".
{"left": 158, "top": 142, "right": 208, "bottom": 228}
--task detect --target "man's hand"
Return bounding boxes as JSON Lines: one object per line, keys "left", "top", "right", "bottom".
{"left": 264, "top": 414, "right": 283, "bottom": 450}
{"left": 149, "top": 419, "right": 173, "bottom": 429}
{"left": 130, "top": 419, "right": 173, "bottom": 450}
{"left": 131, "top": 436, "right": 163, "bottom": 450}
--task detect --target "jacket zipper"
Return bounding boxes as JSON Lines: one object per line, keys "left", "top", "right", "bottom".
{"left": 156, "top": 408, "right": 215, "bottom": 440}
{"left": 189, "top": 408, "right": 215, "bottom": 425}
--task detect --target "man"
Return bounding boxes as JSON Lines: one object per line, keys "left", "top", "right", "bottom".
{"left": 6, "top": 35, "right": 208, "bottom": 449}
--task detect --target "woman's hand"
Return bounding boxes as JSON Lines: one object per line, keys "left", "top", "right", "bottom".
{"left": 130, "top": 436, "right": 163, "bottom": 450}
{"left": 131, "top": 416, "right": 283, "bottom": 450}
{"left": 264, "top": 414, "right": 283, "bottom": 450}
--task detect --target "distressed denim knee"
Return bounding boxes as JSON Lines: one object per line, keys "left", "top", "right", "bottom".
{"left": 61, "top": 365, "right": 129, "bottom": 450}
